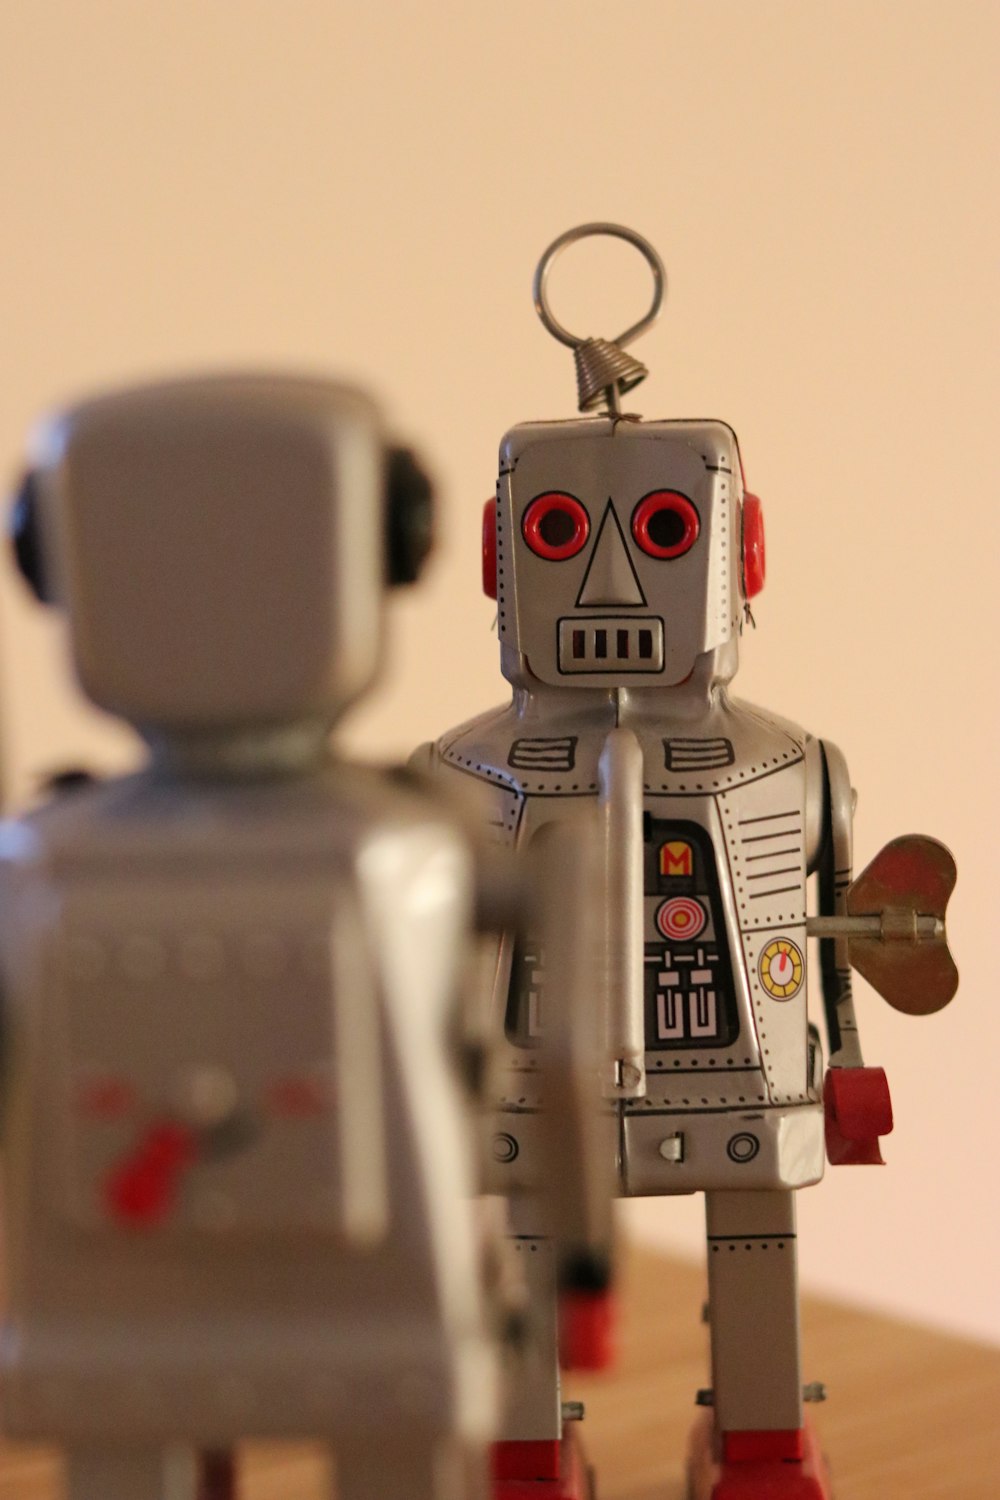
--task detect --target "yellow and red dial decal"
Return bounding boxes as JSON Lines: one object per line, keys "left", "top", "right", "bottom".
{"left": 758, "top": 937, "right": 804, "bottom": 999}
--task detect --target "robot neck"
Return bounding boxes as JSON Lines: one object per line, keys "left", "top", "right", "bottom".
{"left": 503, "top": 640, "right": 740, "bottom": 725}
{"left": 143, "top": 718, "right": 334, "bottom": 781}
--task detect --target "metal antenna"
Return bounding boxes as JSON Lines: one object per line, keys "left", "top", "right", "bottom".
{"left": 532, "top": 223, "right": 666, "bottom": 416}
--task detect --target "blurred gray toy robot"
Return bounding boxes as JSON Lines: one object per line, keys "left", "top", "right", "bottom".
{"left": 0, "top": 374, "right": 599, "bottom": 1500}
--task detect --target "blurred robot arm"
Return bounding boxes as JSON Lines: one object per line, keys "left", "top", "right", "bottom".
{"left": 809, "top": 738, "right": 957, "bottom": 1165}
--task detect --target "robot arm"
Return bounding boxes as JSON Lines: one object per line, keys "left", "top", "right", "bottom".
{"left": 405, "top": 742, "right": 517, "bottom": 1103}
{"left": 412, "top": 740, "right": 617, "bottom": 1368}
{"left": 815, "top": 739, "right": 894, "bottom": 1165}
{"left": 816, "top": 739, "right": 864, "bottom": 1070}
{"left": 811, "top": 739, "right": 958, "bottom": 1163}
{"left": 530, "top": 814, "right": 617, "bottom": 1372}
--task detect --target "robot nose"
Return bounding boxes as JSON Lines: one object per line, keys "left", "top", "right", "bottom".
{"left": 576, "top": 502, "right": 644, "bottom": 608}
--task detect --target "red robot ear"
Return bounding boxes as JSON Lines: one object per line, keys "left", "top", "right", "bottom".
{"left": 741, "top": 493, "right": 765, "bottom": 599}
{"left": 482, "top": 498, "right": 498, "bottom": 600}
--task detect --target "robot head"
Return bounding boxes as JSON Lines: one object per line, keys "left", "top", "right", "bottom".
{"left": 485, "top": 416, "right": 764, "bottom": 692}
{"left": 11, "top": 374, "right": 433, "bottom": 736}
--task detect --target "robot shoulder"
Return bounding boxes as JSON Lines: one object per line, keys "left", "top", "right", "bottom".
{"left": 727, "top": 695, "right": 811, "bottom": 753}
{"left": 432, "top": 702, "right": 527, "bottom": 791}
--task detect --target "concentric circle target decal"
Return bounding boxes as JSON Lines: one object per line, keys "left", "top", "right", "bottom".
{"left": 655, "top": 896, "right": 706, "bottom": 942}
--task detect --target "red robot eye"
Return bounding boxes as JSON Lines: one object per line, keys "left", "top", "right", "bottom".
{"left": 631, "top": 491, "right": 700, "bottom": 559}
{"left": 522, "top": 492, "right": 590, "bottom": 560}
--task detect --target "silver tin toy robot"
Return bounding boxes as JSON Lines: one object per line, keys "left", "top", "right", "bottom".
{"left": 0, "top": 374, "right": 527, "bottom": 1500}
{"left": 421, "top": 225, "right": 957, "bottom": 1500}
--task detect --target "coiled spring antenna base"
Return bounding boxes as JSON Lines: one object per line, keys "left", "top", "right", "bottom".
{"left": 532, "top": 223, "right": 666, "bottom": 416}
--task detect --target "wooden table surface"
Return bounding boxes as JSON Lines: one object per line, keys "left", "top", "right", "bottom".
{"left": 3, "top": 1243, "right": 998, "bottom": 1500}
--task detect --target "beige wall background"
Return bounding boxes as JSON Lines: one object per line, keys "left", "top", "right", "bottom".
{"left": 0, "top": 2, "right": 996, "bottom": 1343}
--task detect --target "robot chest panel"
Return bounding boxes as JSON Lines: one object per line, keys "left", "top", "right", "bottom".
{"left": 500, "top": 728, "right": 810, "bottom": 1076}
{"left": 25, "top": 861, "right": 368, "bottom": 1238}
{"left": 504, "top": 796, "right": 739, "bottom": 1058}
{"left": 640, "top": 815, "right": 738, "bottom": 1052}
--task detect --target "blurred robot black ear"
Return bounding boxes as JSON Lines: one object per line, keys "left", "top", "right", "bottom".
{"left": 39, "top": 767, "right": 98, "bottom": 796}
{"left": 9, "top": 470, "right": 55, "bottom": 604}
{"left": 385, "top": 447, "right": 434, "bottom": 586}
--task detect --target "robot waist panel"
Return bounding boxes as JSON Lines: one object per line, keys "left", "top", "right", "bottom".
{"left": 483, "top": 1102, "right": 824, "bottom": 1197}
{"left": 622, "top": 1103, "right": 824, "bottom": 1196}
{"left": 0, "top": 1319, "right": 497, "bottom": 1443}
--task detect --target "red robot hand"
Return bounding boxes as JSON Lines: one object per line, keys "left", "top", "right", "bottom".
{"left": 824, "top": 1066, "right": 893, "bottom": 1166}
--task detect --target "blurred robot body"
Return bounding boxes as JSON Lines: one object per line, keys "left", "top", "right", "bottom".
{"left": 0, "top": 375, "right": 499, "bottom": 1500}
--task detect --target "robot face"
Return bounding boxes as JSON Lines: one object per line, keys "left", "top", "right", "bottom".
{"left": 496, "top": 418, "right": 746, "bottom": 689}
{"left": 22, "top": 376, "right": 399, "bottom": 730}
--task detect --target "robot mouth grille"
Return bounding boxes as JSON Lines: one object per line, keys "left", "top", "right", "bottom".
{"left": 557, "top": 617, "right": 665, "bottom": 673}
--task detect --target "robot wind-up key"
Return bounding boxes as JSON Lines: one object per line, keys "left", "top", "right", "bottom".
{"left": 0, "top": 376, "right": 608, "bottom": 1500}
{"left": 423, "top": 225, "right": 958, "bottom": 1500}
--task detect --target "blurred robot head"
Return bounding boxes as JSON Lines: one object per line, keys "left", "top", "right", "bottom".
{"left": 486, "top": 416, "right": 763, "bottom": 693}
{"left": 11, "top": 374, "right": 433, "bottom": 739}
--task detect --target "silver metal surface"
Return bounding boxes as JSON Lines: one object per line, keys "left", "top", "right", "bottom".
{"left": 557, "top": 617, "right": 664, "bottom": 674}
{"left": 532, "top": 818, "right": 617, "bottom": 1277}
{"left": 497, "top": 422, "right": 742, "bottom": 692}
{"left": 533, "top": 222, "right": 666, "bottom": 350}
{"left": 65, "top": 1447, "right": 197, "bottom": 1500}
{"left": 818, "top": 739, "right": 864, "bottom": 1069}
{"left": 532, "top": 223, "right": 667, "bottom": 415}
{"left": 499, "top": 1234, "right": 561, "bottom": 1442}
{"left": 807, "top": 913, "right": 944, "bottom": 939}
{"left": 622, "top": 1103, "right": 824, "bottom": 1196}
{"left": 1, "top": 376, "right": 507, "bottom": 1500}
{"left": 429, "top": 226, "right": 958, "bottom": 1464}
{"left": 598, "top": 729, "right": 646, "bottom": 1100}
{"left": 705, "top": 1190, "right": 803, "bottom": 1434}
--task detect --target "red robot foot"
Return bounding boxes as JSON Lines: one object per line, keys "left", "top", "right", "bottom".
{"left": 687, "top": 1412, "right": 833, "bottom": 1500}
{"left": 492, "top": 1430, "right": 594, "bottom": 1500}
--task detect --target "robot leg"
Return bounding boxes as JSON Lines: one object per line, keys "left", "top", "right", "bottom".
{"left": 65, "top": 1445, "right": 199, "bottom": 1500}
{"left": 335, "top": 1437, "right": 479, "bottom": 1500}
{"left": 688, "top": 1189, "right": 832, "bottom": 1500}
{"left": 492, "top": 1222, "right": 589, "bottom": 1500}
{"left": 500, "top": 1231, "right": 561, "bottom": 1444}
